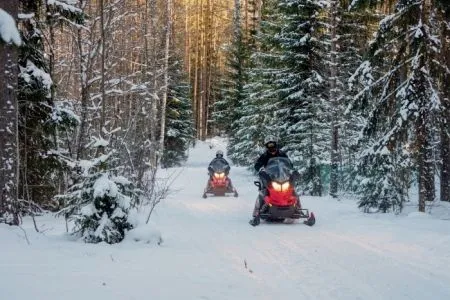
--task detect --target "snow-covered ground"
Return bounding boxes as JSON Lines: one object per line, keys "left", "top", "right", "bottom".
{"left": 2, "top": 137, "right": 450, "bottom": 300}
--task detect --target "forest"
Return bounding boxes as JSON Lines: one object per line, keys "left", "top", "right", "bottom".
{"left": 0, "top": 0, "right": 449, "bottom": 243}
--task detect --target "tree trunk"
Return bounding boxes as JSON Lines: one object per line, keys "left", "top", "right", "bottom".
{"left": 159, "top": 0, "right": 172, "bottom": 161}
{"left": 198, "top": 0, "right": 205, "bottom": 140}
{"left": 440, "top": 108, "right": 449, "bottom": 202}
{"left": 417, "top": 114, "right": 434, "bottom": 212}
{"left": 149, "top": 0, "right": 158, "bottom": 167}
{"left": 329, "top": 0, "right": 339, "bottom": 198}
{"left": 193, "top": 0, "right": 200, "bottom": 139}
{"left": 440, "top": 5, "right": 450, "bottom": 202}
{"left": 99, "top": 0, "right": 106, "bottom": 134}
{"left": 76, "top": 24, "right": 89, "bottom": 160}
{"left": 202, "top": 0, "right": 211, "bottom": 138}
{"left": 0, "top": 2, "right": 21, "bottom": 225}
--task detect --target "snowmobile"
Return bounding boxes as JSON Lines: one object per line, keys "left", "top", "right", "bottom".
{"left": 253, "top": 157, "right": 315, "bottom": 226}
{"left": 202, "top": 159, "right": 238, "bottom": 198}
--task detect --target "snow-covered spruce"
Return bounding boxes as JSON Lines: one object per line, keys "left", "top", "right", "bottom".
{"left": 56, "top": 143, "right": 140, "bottom": 244}
{"left": 347, "top": 0, "right": 443, "bottom": 211}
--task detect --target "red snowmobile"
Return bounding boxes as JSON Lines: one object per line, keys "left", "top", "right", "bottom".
{"left": 203, "top": 159, "right": 238, "bottom": 198}
{"left": 253, "top": 157, "right": 315, "bottom": 226}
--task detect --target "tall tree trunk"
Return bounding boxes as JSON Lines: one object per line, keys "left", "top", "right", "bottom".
{"left": 0, "top": 2, "right": 21, "bottom": 225}
{"left": 417, "top": 114, "right": 434, "bottom": 212}
{"left": 417, "top": 0, "right": 435, "bottom": 210}
{"left": 202, "top": 0, "right": 211, "bottom": 138}
{"left": 184, "top": 2, "right": 190, "bottom": 76}
{"left": 149, "top": 0, "right": 158, "bottom": 167}
{"left": 159, "top": 0, "right": 172, "bottom": 160}
{"left": 440, "top": 4, "right": 450, "bottom": 202}
{"left": 99, "top": 0, "right": 106, "bottom": 134}
{"left": 198, "top": 0, "right": 205, "bottom": 140}
{"left": 76, "top": 27, "right": 89, "bottom": 160}
{"left": 75, "top": 0, "right": 90, "bottom": 161}
{"left": 329, "top": 0, "right": 339, "bottom": 198}
{"left": 193, "top": 0, "right": 200, "bottom": 138}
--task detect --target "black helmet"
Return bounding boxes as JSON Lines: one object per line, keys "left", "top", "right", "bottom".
{"left": 216, "top": 150, "right": 224, "bottom": 158}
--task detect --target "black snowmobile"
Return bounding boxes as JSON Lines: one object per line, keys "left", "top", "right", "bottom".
{"left": 203, "top": 159, "right": 238, "bottom": 198}
{"left": 252, "top": 157, "right": 315, "bottom": 226}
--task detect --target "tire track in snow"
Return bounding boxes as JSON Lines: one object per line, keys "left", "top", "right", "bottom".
{"left": 157, "top": 141, "right": 450, "bottom": 300}
{"left": 322, "top": 231, "right": 450, "bottom": 285}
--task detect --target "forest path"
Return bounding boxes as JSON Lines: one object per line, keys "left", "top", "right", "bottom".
{"left": 149, "top": 138, "right": 450, "bottom": 300}
{"left": 2, "top": 138, "right": 450, "bottom": 300}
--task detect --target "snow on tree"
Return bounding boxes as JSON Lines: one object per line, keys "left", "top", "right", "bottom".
{"left": 226, "top": 0, "right": 332, "bottom": 193}
{"left": 437, "top": 1, "right": 450, "bottom": 202}
{"left": 264, "top": 0, "right": 330, "bottom": 195}
{"left": 348, "top": 0, "right": 443, "bottom": 212}
{"left": 16, "top": 0, "right": 83, "bottom": 208}
{"left": 335, "top": 3, "right": 380, "bottom": 194}
{"left": 0, "top": 8, "right": 22, "bottom": 46}
{"left": 221, "top": 0, "right": 259, "bottom": 165}
{"left": 226, "top": 0, "right": 283, "bottom": 166}
{"left": 162, "top": 77, "right": 195, "bottom": 168}
{"left": 0, "top": 5, "right": 21, "bottom": 225}
{"left": 56, "top": 138, "right": 140, "bottom": 244}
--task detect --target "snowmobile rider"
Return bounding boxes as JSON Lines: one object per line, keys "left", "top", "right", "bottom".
{"left": 250, "top": 136, "right": 290, "bottom": 226}
{"left": 254, "top": 136, "right": 289, "bottom": 174}
{"left": 208, "top": 150, "right": 230, "bottom": 176}
{"left": 203, "top": 150, "right": 238, "bottom": 198}
{"left": 206, "top": 150, "right": 234, "bottom": 190}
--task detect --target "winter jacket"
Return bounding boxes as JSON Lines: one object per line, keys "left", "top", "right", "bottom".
{"left": 208, "top": 157, "right": 230, "bottom": 174}
{"left": 254, "top": 149, "right": 288, "bottom": 172}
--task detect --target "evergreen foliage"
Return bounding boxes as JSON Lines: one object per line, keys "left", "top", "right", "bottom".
{"left": 258, "top": 0, "right": 329, "bottom": 195}
{"left": 339, "top": 3, "right": 380, "bottom": 193}
{"left": 18, "top": 1, "right": 58, "bottom": 206}
{"left": 349, "top": 0, "right": 442, "bottom": 211}
{"left": 17, "top": 0, "right": 83, "bottom": 208}
{"left": 227, "top": 0, "right": 281, "bottom": 167}
{"left": 4, "top": 0, "right": 448, "bottom": 222}
{"left": 161, "top": 49, "right": 195, "bottom": 168}
{"left": 56, "top": 139, "right": 140, "bottom": 244}
{"left": 217, "top": 0, "right": 253, "bottom": 163}
{"left": 162, "top": 79, "right": 195, "bottom": 168}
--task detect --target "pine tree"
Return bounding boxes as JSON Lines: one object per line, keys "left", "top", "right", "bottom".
{"left": 320, "top": 0, "right": 382, "bottom": 196}
{"left": 17, "top": 0, "right": 83, "bottom": 208}
{"left": 162, "top": 76, "right": 195, "bottom": 168}
{"left": 227, "top": 0, "right": 282, "bottom": 166}
{"left": 214, "top": 0, "right": 251, "bottom": 155}
{"left": 340, "top": 1, "right": 381, "bottom": 194}
{"left": 56, "top": 138, "right": 140, "bottom": 244}
{"left": 349, "top": 0, "right": 443, "bottom": 212}
{"left": 269, "top": 0, "right": 329, "bottom": 195}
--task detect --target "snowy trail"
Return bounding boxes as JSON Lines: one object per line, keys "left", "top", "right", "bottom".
{"left": 2, "top": 138, "right": 450, "bottom": 300}
{"left": 151, "top": 139, "right": 450, "bottom": 299}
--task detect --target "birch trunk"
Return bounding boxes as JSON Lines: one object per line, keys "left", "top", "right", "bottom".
{"left": 0, "top": 2, "right": 21, "bottom": 225}
{"left": 159, "top": 0, "right": 172, "bottom": 160}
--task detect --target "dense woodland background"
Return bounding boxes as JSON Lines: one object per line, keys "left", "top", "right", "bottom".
{"left": 0, "top": 0, "right": 449, "bottom": 242}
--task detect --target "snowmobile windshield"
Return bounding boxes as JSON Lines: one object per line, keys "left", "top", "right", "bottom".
{"left": 210, "top": 159, "right": 229, "bottom": 173}
{"left": 265, "top": 157, "right": 294, "bottom": 182}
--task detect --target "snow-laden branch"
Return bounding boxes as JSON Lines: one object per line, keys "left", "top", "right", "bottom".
{"left": 0, "top": 9, "right": 21, "bottom": 46}
{"left": 47, "top": 0, "right": 82, "bottom": 14}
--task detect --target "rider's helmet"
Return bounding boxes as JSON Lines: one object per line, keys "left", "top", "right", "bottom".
{"left": 264, "top": 135, "right": 278, "bottom": 153}
{"left": 216, "top": 150, "right": 224, "bottom": 158}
